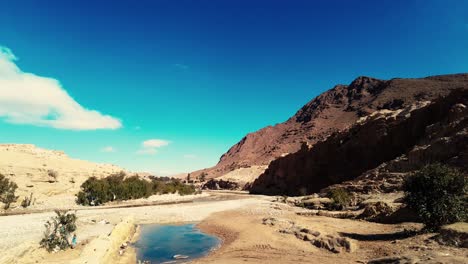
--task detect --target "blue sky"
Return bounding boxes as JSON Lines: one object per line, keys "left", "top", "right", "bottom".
{"left": 0, "top": 0, "right": 467, "bottom": 175}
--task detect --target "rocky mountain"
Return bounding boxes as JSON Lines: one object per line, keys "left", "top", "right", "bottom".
{"left": 250, "top": 88, "right": 468, "bottom": 195}
{"left": 196, "top": 74, "right": 468, "bottom": 186}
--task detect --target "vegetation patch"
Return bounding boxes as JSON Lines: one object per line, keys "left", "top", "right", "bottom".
{"left": 76, "top": 172, "right": 196, "bottom": 206}
{"left": 0, "top": 174, "right": 18, "bottom": 210}
{"left": 404, "top": 164, "right": 467, "bottom": 232}
{"left": 40, "top": 210, "right": 77, "bottom": 252}
{"left": 327, "top": 188, "right": 351, "bottom": 210}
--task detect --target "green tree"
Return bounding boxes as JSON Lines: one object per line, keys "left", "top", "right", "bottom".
{"left": 76, "top": 172, "right": 196, "bottom": 205}
{"left": 404, "top": 164, "right": 467, "bottom": 231}
{"left": 76, "top": 177, "right": 110, "bottom": 205}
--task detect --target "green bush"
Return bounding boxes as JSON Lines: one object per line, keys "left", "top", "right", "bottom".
{"left": 328, "top": 188, "right": 351, "bottom": 210}
{"left": 0, "top": 174, "right": 18, "bottom": 209}
{"left": 404, "top": 164, "right": 467, "bottom": 231}
{"left": 76, "top": 172, "right": 196, "bottom": 205}
{"left": 76, "top": 176, "right": 110, "bottom": 206}
{"left": 40, "top": 210, "right": 77, "bottom": 252}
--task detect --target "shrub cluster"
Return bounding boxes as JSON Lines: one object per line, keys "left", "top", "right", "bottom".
{"left": 76, "top": 172, "right": 196, "bottom": 206}
{"left": 327, "top": 188, "right": 351, "bottom": 210}
{"left": 404, "top": 164, "right": 467, "bottom": 231}
{"left": 40, "top": 210, "right": 77, "bottom": 252}
{"left": 0, "top": 173, "right": 18, "bottom": 209}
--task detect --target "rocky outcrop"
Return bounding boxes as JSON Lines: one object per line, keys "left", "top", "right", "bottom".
{"left": 193, "top": 74, "right": 468, "bottom": 185}
{"left": 250, "top": 89, "right": 468, "bottom": 196}
{"left": 262, "top": 217, "right": 357, "bottom": 253}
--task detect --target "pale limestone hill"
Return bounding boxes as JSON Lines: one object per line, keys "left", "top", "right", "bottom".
{"left": 0, "top": 144, "right": 125, "bottom": 210}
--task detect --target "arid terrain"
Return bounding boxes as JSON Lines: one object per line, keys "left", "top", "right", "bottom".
{"left": 0, "top": 144, "right": 125, "bottom": 210}
{"left": 195, "top": 74, "right": 468, "bottom": 189}
{"left": 0, "top": 73, "right": 466, "bottom": 264}
{"left": 1, "top": 192, "right": 466, "bottom": 264}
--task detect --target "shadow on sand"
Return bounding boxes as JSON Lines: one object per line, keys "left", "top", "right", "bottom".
{"left": 339, "top": 230, "right": 419, "bottom": 241}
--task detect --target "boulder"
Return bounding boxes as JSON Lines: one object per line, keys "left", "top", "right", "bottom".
{"left": 359, "top": 201, "right": 394, "bottom": 221}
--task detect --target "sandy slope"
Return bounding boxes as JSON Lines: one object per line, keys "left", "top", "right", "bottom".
{"left": 0, "top": 144, "right": 125, "bottom": 209}
{"left": 215, "top": 165, "right": 267, "bottom": 186}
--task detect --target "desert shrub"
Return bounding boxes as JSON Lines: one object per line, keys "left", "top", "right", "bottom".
{"left": 404, "top": 164, "right": 467, "bottom": 231}
{"left": 21, "top": 193, "right": 34, "bottom": 208}
{"left": 48, "top": 170, "right": 58, "bottom": 182}
{"left": 122, "top": 176, "right": 153, "bottom": 199}
{"left": 170, "top": 180, "right": 196, "bottom": 195}
{"left": 158, "top": 181, "right": 177, "bottom": 194}
{"left": 40, "top": 210, "right": 77, "bottom": 252}
{"left": 199, "top": 172, "right": 207, "bottom": 182}
{"left": 0, "top": 174, "right": 18, "bottom": 209}
{"left": 76, "top": 172, "right": 196, "bottom": 205}
{"left": 76, "top": 176, "right": 110, "bottom": 205}
{"left": 328, "top": 188, "right": 351, "bottom": 210}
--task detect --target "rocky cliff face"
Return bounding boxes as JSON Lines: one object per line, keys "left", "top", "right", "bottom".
{"left": 197, "top": 74, "right": 468, "bottom": 181}
{"left": 250, "top": 89, "right": 468, "bottom": 196}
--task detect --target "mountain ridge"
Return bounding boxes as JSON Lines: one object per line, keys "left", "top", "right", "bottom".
{"left": 194, "top": 73, "right": 468, "bottom": 183}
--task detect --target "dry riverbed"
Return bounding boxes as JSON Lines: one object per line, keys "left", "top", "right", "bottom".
{"left": 0, "top": 192, "right": 263, "bottom": 263}
{"left": 1, "top": 192, "right": 466, "bottom": 264}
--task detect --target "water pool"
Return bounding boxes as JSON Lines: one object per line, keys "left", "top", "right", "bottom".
{"left": 134, "top": 223, "right": 220, "bottom": 263}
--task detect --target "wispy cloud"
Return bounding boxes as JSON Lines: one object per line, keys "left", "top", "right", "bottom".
{"left": 173, "top": 63, "right": 189, "bottom": 70}
{"left": 137, "top": 139, "right": 170, "bottom": 155}
{"left": 0, "top": 46, "right": 122, "bottom": 130}
{"left": 101, "top": 146, "right": 116, "bottom": 153}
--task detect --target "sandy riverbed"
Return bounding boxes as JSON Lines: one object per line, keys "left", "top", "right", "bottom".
{"left": 0, "top": 192, "right": 265, "bottom": 264}
{"left": 195, "top": 201, "right": 468, "bottom": 264}
{"left": 1, "top": 192, "right": 467, "bottom": 264}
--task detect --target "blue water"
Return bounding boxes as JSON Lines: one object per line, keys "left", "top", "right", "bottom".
{"left": 134, "top": 223, "right": 220, "bottom": 263}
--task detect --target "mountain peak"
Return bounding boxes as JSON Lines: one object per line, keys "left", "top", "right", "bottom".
{"left": 192, "top": 74, "right": 468, "bottom": 183}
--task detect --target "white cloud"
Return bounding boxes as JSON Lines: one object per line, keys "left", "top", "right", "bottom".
{"left": 137, "top": 139, "right": 170, "bottom": 155}
{"left": 0, "top": 46, "right": 122, "bottom": 130}
{"left": 101, "top": 146, "right": 115, "bottom": 153}
{"left": 143, "top": 139, "right": 170, "bottom": 148}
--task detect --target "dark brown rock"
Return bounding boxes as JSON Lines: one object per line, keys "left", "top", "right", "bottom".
{"left": 201, "top": 179, "right": 240, "bottom": 190}
{"left": 250, "top": 88, "right": 468, "bottom": 195}
{"left": 192, "top": 74, "right": 468, "bottom": 184}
